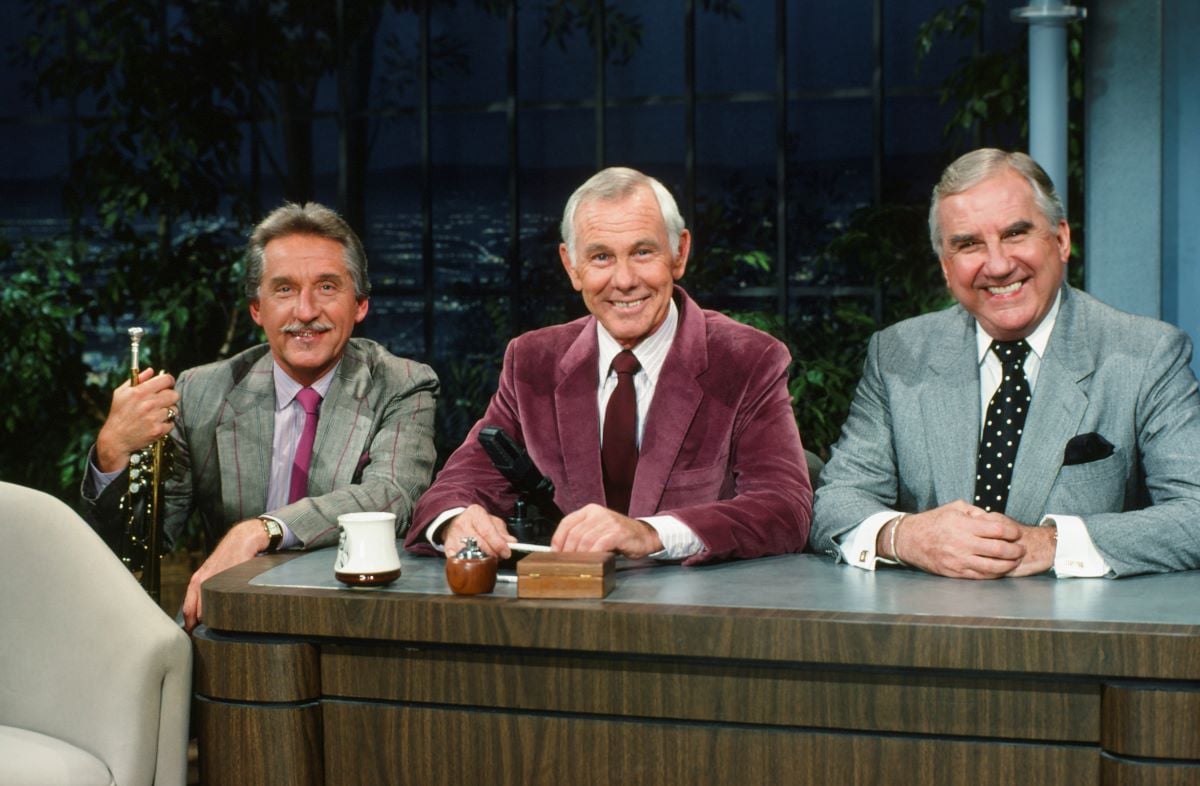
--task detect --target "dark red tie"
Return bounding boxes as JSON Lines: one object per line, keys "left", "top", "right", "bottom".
{"left": 602, "top": 350, "right": 641, "bottom": 515}
{"left": 288, "top": 387, "right": 322, "bottom": 503}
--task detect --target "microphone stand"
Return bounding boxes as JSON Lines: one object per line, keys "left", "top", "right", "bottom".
{"left": 477, "top": 426, "right": 563, "bottom": 544}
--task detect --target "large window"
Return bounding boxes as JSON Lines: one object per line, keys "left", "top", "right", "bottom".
{"left": 0, "top": 0, "right": 1024, "bottom": 476}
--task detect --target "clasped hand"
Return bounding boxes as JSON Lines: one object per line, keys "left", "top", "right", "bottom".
{"left": 887, "top": 500, "right": 1054, "bottom": 579}
{"left": 96, "top": 367, "right": 180, "bottom": 473}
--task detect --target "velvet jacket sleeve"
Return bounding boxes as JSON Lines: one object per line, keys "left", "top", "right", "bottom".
{"left": 653, "top": 335, "right": 812, "bottom": 564}
{"left": 405, "top": 338, "right": 531, "bottom": 556}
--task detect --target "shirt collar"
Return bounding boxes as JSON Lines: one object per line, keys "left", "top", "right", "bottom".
{"left": 272, "top": 361, "right": 340, "bottom": 411}
{"left": 596, "top": 297, "right": 679, "bottom": 384}
{"left": 975, "top": 288, "right": 1062, "bottom": 364}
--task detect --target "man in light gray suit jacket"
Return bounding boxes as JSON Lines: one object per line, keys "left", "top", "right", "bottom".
{"left": 84, "top": 203, "right": 438, "bottom": 628}
{"left": 812, "top": 149, "right": 1200, "bottom": 579}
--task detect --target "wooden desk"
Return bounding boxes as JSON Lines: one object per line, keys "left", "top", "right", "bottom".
{"left": 195, "top": 551, "right": 1200, "bottom": 785}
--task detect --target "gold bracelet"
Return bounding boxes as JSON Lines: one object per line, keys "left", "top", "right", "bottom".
{"left": 889, "top": 513, "right": 908, "bottom": 566}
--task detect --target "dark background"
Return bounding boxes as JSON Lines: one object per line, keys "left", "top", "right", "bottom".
{"left": 0, "top": 0, "right": 1041, "bottom": 511}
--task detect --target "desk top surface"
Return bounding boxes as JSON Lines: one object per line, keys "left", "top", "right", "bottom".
{"left": 250, "top": 547, "right": 1200, "bottom": 628}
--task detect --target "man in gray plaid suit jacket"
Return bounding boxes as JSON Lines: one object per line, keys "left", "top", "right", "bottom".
{"left": 84, "top": 202, "right": 438, "bottom": 629}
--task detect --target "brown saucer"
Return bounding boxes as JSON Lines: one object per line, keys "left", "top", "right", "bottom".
{"left": 335, "top": 568, "right": 400, "bottom": 587}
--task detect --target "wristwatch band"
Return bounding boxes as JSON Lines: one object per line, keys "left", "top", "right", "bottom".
{"left": 260, "top": 517, "right": 283, "bottom": 553}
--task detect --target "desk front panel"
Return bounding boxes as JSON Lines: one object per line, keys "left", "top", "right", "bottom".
{"left": 323, "top": 642, "right": 1099, "bottom": 743}
{"left": 322, "top": 702, "right": 1098, "bottom": 786}
{"left": 197, "top": 552, "right": 1200, "bottom": 786}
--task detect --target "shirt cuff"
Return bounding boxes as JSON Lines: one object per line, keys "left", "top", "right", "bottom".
{"left": 640, "top": 515, "right": 703, "bottom": 560}
{"left": 425, "top": 507, "right": 467, "bottom": 553}
{"left": 1042, "top": 514, "right": 1112, "bottom": 577}
{"left": 836, "top": 511, "right": 901, "bottom": 571}
{"left": 85, "top": 446, "right": 124, "bottom": 500}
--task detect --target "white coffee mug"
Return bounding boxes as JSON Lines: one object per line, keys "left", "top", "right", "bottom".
{"left": 335, "top": 512, "right": 401, "bottom": 587}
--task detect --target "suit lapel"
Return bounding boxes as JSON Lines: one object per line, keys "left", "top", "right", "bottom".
{"left": 314, "top": 343, "right": 376, "bottom": 493}
{"left": 631, "top": 291, "right": 704, "bottom": 515}
{"left": 555, "top": 325, "right": 606, "bottom": 508}
{"left": 1007, "top": 288, "right": 1091, "bottom": 524}
{"left": 217, "top": 352, "right": 274, "bottom": 521}
{"left": 920, "top": 309, "right": 982, "bottom": 505}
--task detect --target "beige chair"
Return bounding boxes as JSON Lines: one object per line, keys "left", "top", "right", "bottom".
{"left": 0, "top": 482, "right": 191, "bottom": 786}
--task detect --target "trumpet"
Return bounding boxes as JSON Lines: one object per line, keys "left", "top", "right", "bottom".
{"left": 117, "top": 327, "right": 173, "bottom": 602}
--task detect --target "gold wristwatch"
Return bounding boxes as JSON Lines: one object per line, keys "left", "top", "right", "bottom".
{"left": 260, "top": 517, "right": 283, "bottom": 553}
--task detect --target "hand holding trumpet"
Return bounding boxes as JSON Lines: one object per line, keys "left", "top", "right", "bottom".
{"left": 95, "top": 366, "right": 180, "bottom": 473}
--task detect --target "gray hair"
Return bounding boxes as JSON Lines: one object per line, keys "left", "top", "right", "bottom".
{"left": 560, "top": 167, "right": 686, "bottom": 267}
{"left": 245, "top": 202, "right": 371, "bottom": 300}
{"left": 928, "top": 149, "right": 1065, "bottom": 257}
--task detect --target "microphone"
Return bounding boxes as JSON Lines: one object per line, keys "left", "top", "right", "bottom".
{"left": 477, "top": 426, "right": 563, "bottom": 541}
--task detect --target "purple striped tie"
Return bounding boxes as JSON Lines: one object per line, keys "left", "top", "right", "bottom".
{"left": 288, "top": 387, "right": 322, "bottom": 504}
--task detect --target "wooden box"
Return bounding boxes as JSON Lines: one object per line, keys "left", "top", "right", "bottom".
{"left": 516, "top": 552, "right": 616, "bottom": 599}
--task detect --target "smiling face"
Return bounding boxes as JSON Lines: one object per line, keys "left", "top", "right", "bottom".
{"left": 937, "top": 169, "right": 1070, "bottom": 341}
{"left": 249, "top": 232, "right": 369, "bottom": 385}
{"left": 559, "top": 186, "right": 690, "bottom": 349}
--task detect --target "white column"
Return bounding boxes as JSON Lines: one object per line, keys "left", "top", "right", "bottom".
{"left": 1011, "top": 1, "right": 1086, "bottom": 210}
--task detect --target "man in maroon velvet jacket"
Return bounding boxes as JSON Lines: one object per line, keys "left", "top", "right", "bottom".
{"left": 405, "top": 167, "right": 812, "bottom": 565}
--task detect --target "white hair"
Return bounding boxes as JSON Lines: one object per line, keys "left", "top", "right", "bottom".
{"left": 928, "top": 148, "right": 1065, "bottom": 256}
{"left": 560, "top": 167, "right": 686, "bottom": 267}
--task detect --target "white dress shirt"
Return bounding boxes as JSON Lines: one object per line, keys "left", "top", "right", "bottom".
{"left": 259, "top": 363, "right": 339, "bottom": 549}
{"left": 836, "top": 292, "right": 1111, "bottom": 577}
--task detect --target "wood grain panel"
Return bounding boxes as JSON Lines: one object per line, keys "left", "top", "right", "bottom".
{"left": 197, "top": 557, "right": 1200, "bottom": 786}
{"left": 1101, "top": 754, "right": 1200, "bottom": 786}
{"left": 197, "top": 697, "right": 322, "bottom": 786}
{"left": 202, "top": 557, "right": 1200, "bottom": 682}
{"left": 194, "top": 626, "right": 320, "bottom": 702}
{"left": 1103, "top": 683, "right": 1200, "bottom": 759}
{"left": 322, "top": 643, "right": 1099, "bottom": 742}
{"left": 321, "top": 701, "right": 1098, "bottom": 786}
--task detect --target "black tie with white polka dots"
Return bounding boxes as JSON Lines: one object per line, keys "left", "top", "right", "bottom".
{"left": 974, "top": 339, "right": 1032, "bottom": 515}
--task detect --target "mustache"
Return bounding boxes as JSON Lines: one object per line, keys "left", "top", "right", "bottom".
{"left": 282, "top": 320, "right": 334, "bottom": 334}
